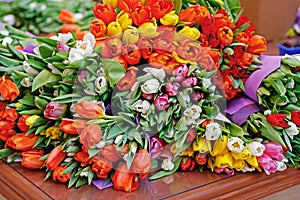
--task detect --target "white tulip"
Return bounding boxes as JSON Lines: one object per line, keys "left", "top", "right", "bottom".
{"left": 161, "top": 159, "right": 174, "bottom": 171}
{"left": 205, "top": 122, "right": 222, "bottom": 140}
{"left": 248, "top": 141, "right": 265, "bottom": 156}
{"left": 227, "top": 137, "right": 244, "bottom": 153}
{"left": 143, "top": 67, "right": 166, "bottom": 80}
{"left": 183, "top": 105, "right": 202, "bottom": 125}
{"left": 2, "top": 37, "right": 13, "bottom": 46}
{"left": 285, "top": 122, "right": 299, "bottom": 139}
{"left": 141, "top": 78, "right": 160, "bottom": 94}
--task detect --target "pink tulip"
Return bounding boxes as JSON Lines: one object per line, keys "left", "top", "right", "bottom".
{"left": 173, "top": 65, "right": 188, "bottom": 82}
{"left": 57, "top": 42, "right": 70, "bottom": 52}
{"left": 257, "top": 154, "right": 278, "bottom": 175}
{"left": 78, "top": 70, "right": 89, "bottom": 83}
{"left": 150, "top": 137, "right": 166, "bottom": 158}
{"left": 166, "top": 82, "right": 179, "bottom": 97}
{"left": 182, "top": 77, "right": 198, "bottom": 88}
{"left": 142, "top": 92, "right": 154, "bottom": 101}
{"left": 44, "top": 102, "right": 67, "bottom": 120}
{"left": 263, "top": 142, "right": 285, "bottom": 161}
{"left": 192, "top": 90, "right": 205, "bottom": 102}
{"left": 154, "top": 94, "right": 170, "bottom": 111}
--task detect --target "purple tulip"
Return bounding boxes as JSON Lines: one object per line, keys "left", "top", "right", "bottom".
{"left": 44, "top": 102, "right": 67, "bottom": 120}
{"left": 173, "top": 64, "right": 188, "bottom": 82}
{"left": 257, "top": 154, "right": 278, "bottom": 175}
{"left": 150, "top": 137, "right": 166, "bottom": 158}
{"left": 142, "top": 92, "right": 154, "bottom": 101}
{"left": 192, "top": 90, "right": 205, "bottom": 102}
{"left": 154, "top": 94, "right": 170, "bottom": 110}
{"left": 182, "top": 77, "right": 198, "bottom": 88}
{"left": 58, "top": 42, "right": 70, "bottom": 52}
{"left": 263, "top": 142, "right": 285, "bottom": 161}
{"left": 166, "top": 82, "right": 179, "bottom": 96}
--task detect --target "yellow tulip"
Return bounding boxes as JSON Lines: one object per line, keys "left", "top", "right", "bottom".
{"left": 138, "top": 18, "right": 159, "bottom": 38}
{"left": 103, "top": 0, "right": 118, "bottom": 8}
{"left": 160, "top": 11, "right": 179, "bottom": 27}
{"left": 15, "top": 102, "right": 22, "bottom": 108}
{"left": 179, "top": 145, "right": 194, "bottom": 157}
{"left": 193, "top": 136, "right": 212, "bottom": 154}
{"left": 107, "top": 22, "right": 122, "bottom": 38}
{"left": 210, "top": 135, "right": 229, "bottom": 156}
{"left": 25, "top": 115, "right": 40, "bottom": 126}
{"left": 117, "top": 11, "right": 132, "bottom": 30}
{"left": 231, "top": 149, "right": 251, "bottom": 160}
{"left": 246, "top": 155, "right": 259, "bottom": 168}
{"left": 232, "top": 159, "right": 246, "bottom": 171}
{"left": 214, "top": 152, "right": 233, "bottom": 169}
{"left": 46, "top": 126, "right": 61, "bottom": 140}
{"left": 178, "top": 26, "right": 201, "bottom": 40}
{"left": 122, "top": 26, "right": 140, "bottom": 44}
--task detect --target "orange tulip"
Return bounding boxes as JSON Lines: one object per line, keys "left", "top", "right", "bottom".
{"left": 2, "top": 108, "right": 18, "bottom": 121}
{"left": 90, "top": 19, "right": 107, "bottom": 39}
{"left": 137, "top": 37, "right": 153, "bottom": 59}
{"left": 74, "top": 151, "right": 92, "bottom": 167}
{"left": 179, "top": 5, "right": 210, "bottom": 26}
{"left": 59, "top": 118, "right": 87, "bottom": 135}
{"left": 146, "top": 0, "right": 174, "bottom": 20}
{"left": 0, "top": 129, "right": 16, "bottom": 142}
{"left": 17, "top": 115, "right": 30, "bottom": 132}
{"left": 79, "top": 124, "right": 102, "bottom": 149}
{"left": 112, "top": 163, "right": 139, "bottom": 192}
{"left": 45, "top": 145, "right": 66, "bottom": 171}
{"left": 21, "top": 150, "right": 45, "bottom": 170}
{"left": 75, "top": 31, "right": 90, "bottom": 40}
{"left": 5, "top": 133, "right": 38, "bottom": 151}
{"left": 131, "top": 149, "right": 151, "bottom": 179}
{"left": 131, "top": 4, "right": 151, "bottom": 26}
{"left": 98, "top": 145, "right": 122, "bottom": 163}
{"left": 0, "top": 102, "right": 7, "bottom": 112}
{"left": 148, "top": 52, "right": 177, "bottom": 75}
{"left": 247, "top": 35, "right": 267, "bottom": 54}
{"left": 75, "top": 101, "right": 105, "bottom": 119}
{"left": 0, "top": 76, "right": 20, "bottom": 101}
{"left": 93, "top": 4, "right": 117, "bottom": 25}
{"left": 100, "top": 38, "right": 123, "bottom": 58}
{"left": 195, "top": 153, "right": 208, "bottom": 165}
{"left": 123, "top": 44, "right": 142, "bottom": 65}
{"left": 116, "top": 67, "right": 138, "bottom": 91}
{"left": 118, "top": 0, "right": 141, "bottom": 12}
{"left": 60, "top": 24, "right": 80, "bottom": 34}
{"left": 53, "top": 166, "right": 72, "bottom": 183}
{"left": 91, "top": 156, "right": 113, "bottom": 178}
{"left": 58, "top": 9, "right": 75, "bottom": 24}
{"left": 217, "top": 26, "right": 234, "bottom": 48}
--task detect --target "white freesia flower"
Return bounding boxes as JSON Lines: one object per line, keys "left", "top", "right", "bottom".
{"left": 227, "top": 137, "right": 244, "bottom": 153}
{"left": 64, "top": 157, "right": 73, "bottom": 163}
{"left": 241, "top": 166, "right": 256, "bottom": 173}
{"left": 50, "top": 32, "right": 72, "bottom": 44}
{"left": 40, "top": 4, "right": 47, "bottom": 11}
{"left": 132, "top": 100, "right": 150, "bottom": 117}
{"left": 161, "top": 159, "right": 174, "bottom": 171}
{"left": 2, "top": 37, "right": 13, "bottom": 46}
{"left": 276, "top": 161, "right": 287, "bottom": 172}
{"left": 285, "top": 122, "right": 299, "bottom": 139}
{"left": 263, "top": 110, "right": 272, "bottom": 116}
{"left": 68, "top": 48, "right": 85, "bottom": 62}
{"left": 114, "top": 135, "right": 123, "bottom": 144}
{"left": 166, "top": 128, "right": 174, "bottom": 138}
{"left": 33, "top": 46, "right": 41, "bottom": 56}
{"left": 74, "top": 13, "right": 84, "bottom": 21}
{"left": 29, "top": 2, "right": 37, "bottom": 9}
{"left": 202, "top": 78, "right": 212, "bottom": 88}
{"left": 95, "top": 76, "right": 108, "bottom": 94}
{"left": 3, "top": 14, "right": 15, "bottom": 26}
{"left": 23, "top": 61, "right": 39, "bottom": 75}
{"left": 248, "top": 141, "right": 265, "bottom": 156}
{"left": 205, "top": 122, "right": 222, "bottom": 140}
{"left": 183, "top": 105, "right": 202, "bottom": 125}
{"left": 80, "top": 171, "right": 89, "bottom": 177}
{"left": 96, "top": 141, "right": 106, "bottom": 149}
{"left": 130, "top": 142, "right": 138, "bottom": 153}
{"left": 143, "top": 67, "right": 166, "bottom": 80}
{"left": 141, "top": 78, "right": 160, "bottom": 94}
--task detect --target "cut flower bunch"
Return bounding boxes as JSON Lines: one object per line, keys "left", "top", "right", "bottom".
{"left": 0, "top": 0, "right": 297, "bottom": 194}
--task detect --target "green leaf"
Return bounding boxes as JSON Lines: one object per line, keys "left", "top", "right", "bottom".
{"left": 39, "top": 45, "right": 55, "bottom": 59}
{"left": 26, "top": 59, "right": 47, "bottom": 70}
{"left": 7, "top": 43, "right": 24, "bottom": 60}
{"left": 36, "top": 37, "right": 58, "bottom": 47}
{"left": 34, "top": 96, "right": 48, "bottom": 110}
{"left": 18, "top": 109, "right": 43, "bottom": 115}
{"left": 52, "top": 93, "right": 81, "bottom": 102}
{"left": 101, "top": 58, "right": 126, "bottom": 87}
{"left": 32, "top": 70, "right": 61, "bottom": 91}
{"left": 62, "top": 162, "right": 79, "bottom": 175}
{"left": 174, "top": 0, "right": 182, "bottom": 14}
{"left": 0, "top": 148, "right": 15, "bottom": 159}
{"left": 107, "top": 124, "right": 124, "bottom": 140}
{"left": 149, "top": 157, "right": 182, "bottom": 180}
{"left": 227, "top": 122, "right": 248, "bottom": 137}
{"left": 0, "top": 54, "right": 21, "bottom": 67}
{"left": 68, "top": 172, "right": 79, "bottom": 188}
{"left": 75, "top": 177, "right": 88, "bottom": 188}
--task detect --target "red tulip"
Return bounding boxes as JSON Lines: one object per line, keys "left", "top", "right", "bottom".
{"left": 112, "top": 163, "right": 138, "bottom": 192}
{"left": 21, "top": 151, "right": 45, "bottom": 170}
{"left": 123, "top": 44, "right": 142, "bottom": 65}
{"left": 98, "top": 145, "right": 122, "bottom": 163}
{"left": 53, "top": 166, "right": 72, "bottom": 183}
{"left": 79, "top": 124, "right": 102, "bottom": 150}
{"left": 267, "top": 113, "right": 289, "bottom": 128}
{"left": 93, "top": 4, "right": 117, "bottom": 25}
{"left": 291, "top": 110, "right": 300, "bottom": 126}
{"left": 92, "top": 157, "right": 113, "bottom": 178}
{"left": 247, "top": 35, "right": 267, "bottom": 54}
{"left": 5, "top": 133, "right": 38, "bottom": 151}
{"left": 0, "top": 128, "right": 16, "bottom": 142}
{"left": 116, "top": 67, "right": 138, "bottom": 91}
{"left": 75, "top": 101, "right": 105, "bottom": 119}
{"left": 74, "top": 151, "right": 92, "bottom": 167}
{"left": 60, "top": 24, "right": 80, "bottom": 34}
{"left": 118, "top": 0, "right": 141, "bottom": 12}
{"left": 59, "top": 118, "right": 87, "bottom": 135}
{"left": 130, "top": 4, "right": 151, "bottom": 26}
{"left": 131, "top": 149, "right": 151, "bottom": 179}
{"left": 58, "top": 9, "right": 75, "bottom": 24}
{"left": 17, "top": 115, "right": 30, "bottom": 132}
{"left": 146, "top": 0, "right": 174, "bottom": 20}
{"left": 180, "top": 157, "right": 196, "bottom": 171}
{"left": 46, "top": 145, "right": 66, "bottom": 171}
{"left": 195, "top": 153, "right": 207, "bottom": 165}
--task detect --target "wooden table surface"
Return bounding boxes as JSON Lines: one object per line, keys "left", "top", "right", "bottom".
{"left": 1, "top": 160, "right": 300, "bottom": 200}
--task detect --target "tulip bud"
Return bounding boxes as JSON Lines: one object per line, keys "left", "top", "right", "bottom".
{"left": 160, "top": 11, "right": 179, "bottom": 27}
{"left": 107, "top": 22, "right": 122, "bottom": 38}
{"left": 25, "top": 115, "right": 40, "bottom": 126}
{"left": 117, "top": 11, "right": 133, "bottom": 30}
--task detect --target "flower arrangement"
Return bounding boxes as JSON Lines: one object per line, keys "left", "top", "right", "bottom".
{"left": 0, "top": 0, "right": 298, "bottom": 194}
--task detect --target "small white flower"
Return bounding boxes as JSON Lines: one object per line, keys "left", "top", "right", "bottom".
{"left": 263, "top": 110, "right": 272, "bottom": 116}
{"left": 248, "top": 141, "right": 265, "bottom": 156}
{"left": 33, "top": 46, "right": 41, "bottom": 56}
{"left": 75, "top": 32, "right": 96, "bottom": 55}
{"left": 80, "top": 171, "right": 89, "bottom": 177}
{"left": 166, "top": 128, "right": 174, "bottom": 138}
{"left": 2, "top": 37, "right": 13, "bottom": 46}
{"left": 285, "top": 122, "right": 299, "bottom": 139}
{"left": 29, "top": 2, "right": 37, "bottom": 9}
{"left": 68, "top": 48, "right": 85, "bottom": 63}
{"left": 132, "top": 100, "right": 150, "bottom": 117}
{"left": 23, "top": 61, "right": 39, "bottom": 75}
{"left": 40, "top": 4, "right": 47, "bottom": 11}
{"left": 287, "top": 79, "right": 295, "bottom": 89}
{"left": 64, "top": 157, "right": 73, "bottom": 163}
{"left": 123, "top": 153, "right": 129, "bottom": 161}
{"left": 47, "top": 63, "right": 61, "bottom": 75}
{"left": 143, "top": 67, "right": 166, "bottom": 80}
{"left": 74, "top": 13, "right": 84, "bottom": 21}
{"left": 205, "top": 122, "right": 222, "bottom": 140}
{"left": 130, "top": 142, "right": 138, "bottom": 153}
{"left": 276, "top": 161, "right": 287, "bottom": 172}
{"left": 161, "top": 159, "right": 174, "bottom": 171}
{"left": 227, "top": 137, "right": 244, "bottom": 153}
{"left": 202, "top": 78, "right": 212, "bottom": 88}
{"left": 7, "top": 155, "right": 22, "bottom": 163}
{"left": 95, "top": 76, "right": 107, "bottom": 94}
{"left": 241, "top": 165, "right": 256, "bottom": 173}
{"left": 141, "top": 78, "right": 160, "bottom": 94}
{"left": 46, "top": 17, "right": 52, "bottom": 23}
{"left": 67, "top": 153, "right": 75, "bottom": 157}
{"left": 183, "top": 105, "right": 202, "bottom": 125}
{"left": 114, "top": 135, "right": 123, "bottom": 144}
{"left": 3, "top": 14, "right": 15, "bottom": 26}
{"left": 0, "top": 30, "right": 9, "bottom": 36}
{"left": 20, "top": 78, "right": 32, "bottom": 87}
{"left": 96, "top": 141, "right": 106, "bottom": 149}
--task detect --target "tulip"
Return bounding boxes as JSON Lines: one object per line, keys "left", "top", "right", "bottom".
{"left": 180, "top": 157, "right": 196, "bottom": 171}
{"left": 93, "top": 4, "right": 117, "bottom": 25}
{"left": 5, "top": 133, "right": 38, "bottom": 151}
{"left": 192, "top": 90, "right": 205, "bottom": 102}
{"left": 25, "top": 115, "right": 40, "bottom": 127}
{"left": 179, "top": 26, "right": 200, "bottom": 40}
{"left": 98, "top": 145, "right": 122, "bottom": 163}
{"left": 182, "top": 77, "right": 198, "bottom": 88}
{"left": 53, "top": 166, "right": 72, "bottom": 183}
{"left": 112, "top": 163, "right": 139, "bottom": 192}
{"left": 44, "top": 102, "right": 67, "bottom": 120}
{"left": 165, "top": 82, "right": 179, "bottom": 97}
{"left": 214, "top": 152, "right": 233, "bottom": 169}
{"left": 173, "top": 64, "right": 188, "bottom": 82}
{"left": 59, "top": 118, "right": 87, "bottom": 135}
{"left": 0, "top": 76, "right": 20, "bottom": 101}
{"left": 2, "top": 108, "right": 18, "bottom": 121}
{"left": 137, "top": 37, "right": 153, "bottom": 59}
{"left": 0, "top": 102, "right": 7, "bottom": 112}
{"left": 248, "top": 141, "right": 265, "bottom": 157}
{"left": 107, "top": 22, "right": 122, "bottom": 37}
{"left": 117, "top": 11, "right": 133, "bottom": 30}
{"left": 246, "top": 155, "right": 259, "bottom": 168}
{"left": 122, "top": 27, "right": 140, "bottom": 44}
{"left": 123, "top": 44, "right": 142, "bottom": 65}
{"left": 131, "top": 5, "right": 151, "bottom": 26}
{"left": 184, "top": 105, "right": 202, "bottom": 126}
{"left": 263, "top": 142, "right": 285, "bottom": 161}
{"left": 75, "top": 101, "right": 105, "bottom": 119}
{"left": 0, "top": 128, "right": 15, "bottom": 142}
{"left": 205, "top": 122, "right": 222, "bottom": 141}
{"left": 116, "top": 68, "right": 137, "bottom": 91}
{"left": 90, "top": 19, "right": 107, "bottom": 39}
{"left": 227, "top": 137, "right": 244, "bottom": 154}
{"left": 17, "top": 115, "right": 30, "bottom": 132}
{"left": 247, "top": 35, "right": 267, "bottom": 54}
{"left": 179, "top": 5, "right": 210, "bottom": 26}
{"left": 138, "top": 18, "right": 159, "bottom": 38}
{"left": 217, "top": 26, "right": 234, "bottom": 47}
{"left": 60, "top": 24, "right": 80, "bottom": 34}
{"left": 285, "top": 122, "right": 299, "bottom": 139}
{"left": 21, "top": 151, "right": 45, "bottom": 169}
{"left": 45, "top": 126, "right": 61, "bottom": 140}
{"left": 150, "top": 137, "right": 165, "bottom": 158}
{"left": 266, "top": 113, "right": 289, "bottom": 128}
{"left": 193, "top": 136, "right": 211, "bottom": 153}
{"left": 148, "top": 52, "right": 175, "bottom": 75}
{"left": 160, "top": 11, "right": 179, "bottom": 27}
{"left": 92, "top": 157, "right": 113, "bottom": 178}
{"left": 80, "top": 124, "right": 102, "bottom": 150}
{"left": 146, "top": 0, "right": 174, "bottom": 20}
{"left": 58, "top": 9, "right": 75, "bottom": 24}
{"left": 118, "top": 0, "right": 140, "bottom": 12}
{"left": 231, "top": 149, "right": 251, "bottom": 160}
{"left": 74, "top": 151, "right": 91, "bottom": 167}
{"left": 103, "top": 0, "right": 118, "bottom": 8}
{"left": 195, "top": 153, "right": 207, "bottom": 165}
{"left": 291, "top": 110, "right": 300, "bottom": 126}
{"left": 257, "top": 154, "right": 278, "bottom": 175}
{"left": 57, "top": 42, "right": 69, "bottom": 52}
{"left": 141, "top": 78, "right": 160, "bottom": 94}
{"left": 177, "top": 40, "right": 202, "bottom": 63}
{"left": 46, "top": 145, "right": 66, "bottom": 171}
{"left": 210, "top": 135, "right": 229, "bottom": 156}
{"left": 113, "top": 56, "right": 128, "bottom": 70}
{"left": 154, "top": 94, "right": 170, "bottom": 110}
{"left": 101, "top": 38, "right": 123, "bottom": 58}
{"left": 132, "top": 149, "right": 152, "bottom": 178}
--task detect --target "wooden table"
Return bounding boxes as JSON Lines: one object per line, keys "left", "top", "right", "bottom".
{"left": 0, "top": 160, "right": 300, "bottom": 200}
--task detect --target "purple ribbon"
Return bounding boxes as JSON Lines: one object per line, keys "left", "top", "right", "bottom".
{"left": 25, "top": 31, "right": 36, "bottom": 38}
{"left": 22, "top": 44, "right": 36, "bottom": 54}
{"left": 244, "top": 55, "right": 282, "bottom": 102}
{"left": 92, "top": 179, "right": 113, "bottom": 190}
